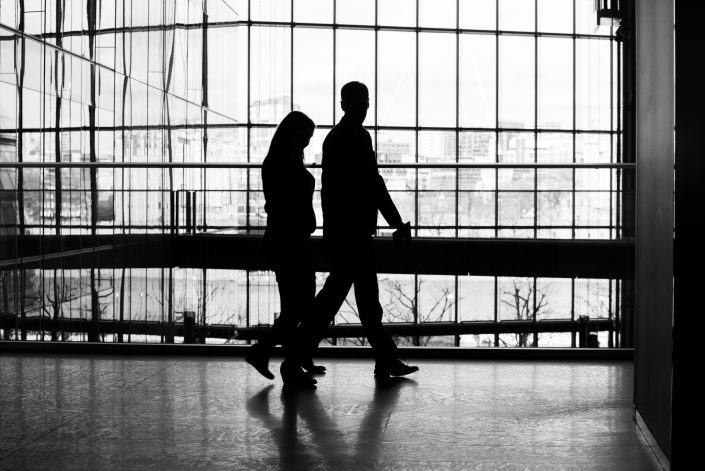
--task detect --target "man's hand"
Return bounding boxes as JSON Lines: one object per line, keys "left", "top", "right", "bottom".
{"left": 393, "top": 221, "right": 412, "bottom": 247}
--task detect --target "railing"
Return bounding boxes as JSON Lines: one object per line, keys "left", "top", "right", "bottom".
{"left": 0, "top": 160, "right": 635, "bottom": 237}
{"left": 0, "top": 161, "right": 634, "bottom": 348}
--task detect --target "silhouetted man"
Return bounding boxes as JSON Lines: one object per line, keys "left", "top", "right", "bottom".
{"left": 300, "top": 81, "right": 418, "bottom": 379}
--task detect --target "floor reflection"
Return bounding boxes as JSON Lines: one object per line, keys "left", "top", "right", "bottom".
{"left": 246, "top": 378, "right": 416, "bottom": 470}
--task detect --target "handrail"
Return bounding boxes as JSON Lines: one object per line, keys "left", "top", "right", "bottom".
{"left": 0, "top": 162, "right": 636, "bottom": 169}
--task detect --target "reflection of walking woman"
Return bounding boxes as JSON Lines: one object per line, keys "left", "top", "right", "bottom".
{"left": 245, "top": 111, "right": 317, "bottom": 387}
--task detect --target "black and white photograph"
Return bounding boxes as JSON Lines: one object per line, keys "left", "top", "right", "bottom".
{"left": 0, "top": 0, "right": 689, "bottom": 469}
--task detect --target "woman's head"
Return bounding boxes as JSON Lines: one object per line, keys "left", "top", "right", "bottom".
{"left": 267, "top": 111, "right": 315, "bottom": 161}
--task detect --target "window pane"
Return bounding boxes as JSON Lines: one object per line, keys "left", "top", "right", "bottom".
{"left": 250, "top": 26, "right": 292, "bottom": 124}
{"left": 249, "top": 127, "right": 275, "bottom": 163}
{"left": 459, "top": 192, "right": 496, "bottom": 227}
{"left": 460, "top": 0, "right": 496, "bottom": 30}
{"left": 418, "top": 131, "right": 456, "bottom": 163}
{"left": 419, "top": 192, "right": 456, "bottom": 235}
{"left": 336, "top": 29, "right": 375, "bottom": 124}
{"left": 420, "top": 168, "right": 455, "bottom": 191}
{"left": 294, "top": 28, "right": 333, "bottom": 126}
{"left": 336, "top": 0, "right": 375, "bottom": 25}
{"left": 419, "top": 0, "right": 456, "bottom": 28}
{"left": 498, "top": 131, "right": 535, "bottom": 163}
{"left": 576, "top": 169, "right": 611, "bottom": 191}
{"left": 388, "top": 191, "right": 416, "bottom": 227}
{"left": 459, "top": 167, "right": 496, "bottom": 191}
{"left": 205, "top": 270, "right": 248, "bottom": 326}
{"left": 251, "top": 0, "right": 291, "bottom": 22}
{"left": 575, "top": 191, "right": 611, "bottom": 227}
{"left": 378, "top": 31, "right": 416, "bottom": 126}
{"left": 538, "top": 191, "right": 572, "bottom": 227}
{"left": 303, "top": 126, "right": 328, "bottom": 165}
{"left": 576, "top": 0, "right": 612, "bottom": 36}
{"left": 419, "top": 33, "right": 456, "bottom": 127}
{"left": 497, "top": 277, "right": 535, "bottom": 321}
{"left": 499, "top": 36, "right": 535, "bottom": 129}
{"left": 537, "top": 132, "right": 573, "bottom": 163}
{"left": 294, "top": 0, "right": 333, "bottom": 23}
{"left": 538, "top": 37, "right": 573, "bottom": 130}
{"left": 538, "top": 0, "right": 573, "bottom": 34}
{"left": 459, "top": 132, "right": 496, "bottom": 162}
{"left": 376, "top": 129, "right": 416, "bottom": 164}
{"left": 499, "top": 0, "right": 535, "bottom": 32}
{"left": 536, "top": 277, "right": 572, "bottom": 320}
{"left": 248, "top": 271, "right": 279, "bottom": 326}
{"left": 576, "top": 133, "right": 611, "bottom": 162}
{"left": 208, "top": 27, "right": 245, "bottom": 121}
{"left": 499, "top": 192, "right": 534, "bottom": 227}
{"left": 538, "top": 167, "right": 572, "bottom": 191}
{"left": 499, "top": 166, "right": 535, "bottom": 192}
{"left": 378, "top": 0, "right": 416, "bottom": 27}
{"left": 418, "top": 275, "right": 456, "bottom": 323}
{"left": 575, "top": 278, "right": 613, "bottom": 318}
{"left": 379, "top": 274, "right": 416, "bottom": 323}
{"left": 576, "top": 39, "right": 611, "bottom": 130}
{"left": 459, "top": 34, "right": 496, "bottom": 128}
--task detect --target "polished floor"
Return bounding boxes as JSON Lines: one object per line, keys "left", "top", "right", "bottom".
{"left": 0, "top": 354, "right": 658, "bottom": 470}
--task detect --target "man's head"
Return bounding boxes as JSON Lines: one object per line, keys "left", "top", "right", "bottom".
{"left": 340, "top": 81, "right": 369, "bottom": 124}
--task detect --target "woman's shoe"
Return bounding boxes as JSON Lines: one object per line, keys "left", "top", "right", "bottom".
{"left": 281, "top": 361, "right": 317, "bottom": 388}
{"left": 245, "top": 344, "right": 274, "bottom": 380}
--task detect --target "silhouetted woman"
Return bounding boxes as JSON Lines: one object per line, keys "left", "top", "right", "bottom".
{"left": 245, "top": 111, "right": 317, "bottom": 387}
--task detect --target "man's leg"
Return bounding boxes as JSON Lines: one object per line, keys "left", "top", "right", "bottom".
{"left": 353, "top": 239, "right": 418, "bottom": 378}
{"left": 352, "top": 258, "right": 398, "bottom": 363}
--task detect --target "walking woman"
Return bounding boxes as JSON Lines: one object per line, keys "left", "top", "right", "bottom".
{"left": 245, "top": 111, "right": 317, "bottom": 388}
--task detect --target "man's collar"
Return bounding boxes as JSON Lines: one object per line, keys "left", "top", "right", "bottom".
{"left": 339, "top": 114, "right": 363, "bottom": 128}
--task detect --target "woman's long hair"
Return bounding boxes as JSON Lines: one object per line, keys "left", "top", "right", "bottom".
{"left": 264, "top": 111, "right": 315, "bottom": 164}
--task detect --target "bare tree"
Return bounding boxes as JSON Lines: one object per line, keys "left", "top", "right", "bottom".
{"left": 499, "top": 278, "right": 550, "bottom": 347}
{"left": 382, "top": 276, "right": 456, "bottom": 346}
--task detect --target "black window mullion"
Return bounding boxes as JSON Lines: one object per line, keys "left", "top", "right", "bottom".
{"left": 332, "top": 0, "right": 337, "bottom": 125}
{"left": 533, "top": 0, "right": 538, "bottom": 239}
{"left": 414, "top": 0, "right": 419, "bottom": 237}
{"left": 374, "top": 0, "right": 378, "bottom": 150}
{"left": 571, "top": 277, "right": 576, "bottom": 347}
{"left": 571, "top": 0, "right": 577, "bottom": 240}
{"left": 455, "top": 0, "right": 460, "bottom": 239}
{"left": 245, "top": 0, "right": 251, "bottom": 335}
{"left": 609, "top": 29, "right": 615, "bottom": 239}
{"left": 290, "top": 0, "right": 294, "bottom": 114}
{"left": 494, "top": 0, "right": 499, "bottom": 239}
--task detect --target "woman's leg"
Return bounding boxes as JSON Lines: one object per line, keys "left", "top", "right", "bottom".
{"left": 275, "top": 265, "right": 315, "bottom": 363}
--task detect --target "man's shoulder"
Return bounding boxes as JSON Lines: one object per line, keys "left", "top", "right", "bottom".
{"left": 324, "top": 123, "right": 371, "bottom": 145}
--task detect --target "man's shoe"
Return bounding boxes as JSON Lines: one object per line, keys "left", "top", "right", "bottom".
{"left": 374, "top": 359, "right": 419, "bottom": 379}
{"left": 281, "top": 361, "right": 317, "bottom": 388}
{"left": 245, "top": 345, "right": 275, "bottom": 380}
{"left": 300, "top": 359, "right": 326, "bottom": 374}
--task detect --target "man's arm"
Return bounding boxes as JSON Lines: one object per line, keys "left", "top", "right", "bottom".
{"left": 375, "top": 173, "right": 403, "bottom": 228}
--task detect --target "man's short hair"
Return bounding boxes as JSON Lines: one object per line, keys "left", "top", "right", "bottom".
{"left": 341, "top": 81, "right": 369, "bottom": 104}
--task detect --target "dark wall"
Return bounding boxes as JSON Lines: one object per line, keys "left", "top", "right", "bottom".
{"left": 673, "top": 2, "right": 704, "bottom": 467}
{"left": 634, "top": 0, "right": 673, "bottom": 460}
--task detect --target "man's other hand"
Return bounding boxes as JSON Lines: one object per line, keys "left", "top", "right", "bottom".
{"left": 393, "top": 221, "right": 412, "bottom": 247}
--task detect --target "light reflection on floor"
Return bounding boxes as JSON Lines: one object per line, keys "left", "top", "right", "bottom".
{"left": 0, "top": 355, "right": 658, "bottom": 470}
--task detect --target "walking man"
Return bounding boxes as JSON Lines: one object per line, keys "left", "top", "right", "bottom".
{"left": 300, "top": 81, "right": 418, "bottom": 379}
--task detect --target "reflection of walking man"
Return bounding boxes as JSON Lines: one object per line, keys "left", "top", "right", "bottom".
{"left": 300, "top": 81, "right": 418, "bottom": 378}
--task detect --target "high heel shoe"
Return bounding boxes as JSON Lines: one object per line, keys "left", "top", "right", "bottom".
{"left": 245, "top": 344, "right": 274, "bottom": 380}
